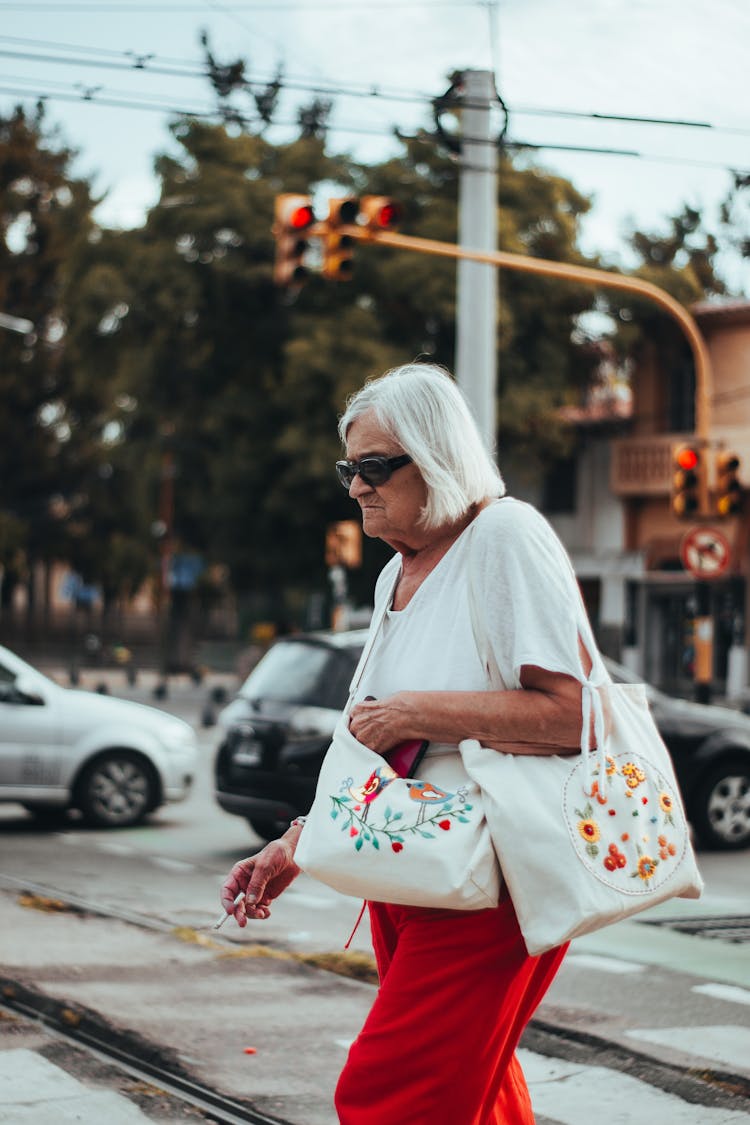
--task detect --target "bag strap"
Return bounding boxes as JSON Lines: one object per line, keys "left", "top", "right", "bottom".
{"left": 343, "top": 564, "right": 400, "bottom": 716}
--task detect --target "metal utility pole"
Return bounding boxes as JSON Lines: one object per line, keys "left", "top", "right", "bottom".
{"left": 455, "top": 70, "right": 499, "bottom": 453}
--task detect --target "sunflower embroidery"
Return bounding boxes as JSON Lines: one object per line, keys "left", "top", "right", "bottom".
{"left": 578, "top": 819, "right": 600, "bottom": 843}
{"left": 635, "top": 854, "right": 659, "bottom": 881}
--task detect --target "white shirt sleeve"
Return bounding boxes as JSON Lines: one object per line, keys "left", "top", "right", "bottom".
{"left": 471, "top": 499, "right": 601, "bottom": 689}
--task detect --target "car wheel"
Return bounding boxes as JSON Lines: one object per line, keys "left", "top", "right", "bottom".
{"left": 247, "top": 815, "right": 290, "bottom": 843}
{"left": 76, "top": 751, "right": 156, "bottom": 828}
{"left": 693, "top": 762, "right": 750, "bottom": 850}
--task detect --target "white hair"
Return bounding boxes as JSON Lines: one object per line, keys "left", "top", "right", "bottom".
{"left": 338, "top": 362, "right": 505, "bottom": 529}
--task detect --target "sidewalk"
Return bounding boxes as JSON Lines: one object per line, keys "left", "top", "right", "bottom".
{"left": 2, "top": 883, "right": 750, "bottom": 1124}
{"left": 0, "top": 886, "right": 373, "bottom": 1124}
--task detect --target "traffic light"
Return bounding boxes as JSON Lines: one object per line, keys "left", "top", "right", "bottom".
{"left": 360, "top": 195, "right": 403, "bottom": 232}
{"left": 273, "top": 194, "right": 315, "bottom": 286}
{"left": 322, "top": 197, "right": 359, "bottom": 281}
{"left": 715, "top": 450, "right": 742, "bottom": 517}
{"left": 325, "top": 520, "right": 362, "bottom": 568}
{"left": 671, "top": 443, "right": 701, "bottom": 519}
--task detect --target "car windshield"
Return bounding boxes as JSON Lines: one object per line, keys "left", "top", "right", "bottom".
{"left": 238, "top": 640, "right": 335, "bottom": 706}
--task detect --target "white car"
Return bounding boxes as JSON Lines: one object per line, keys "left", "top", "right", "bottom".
{"left": 0, "top": 645, "right": 197, "bottom": 828}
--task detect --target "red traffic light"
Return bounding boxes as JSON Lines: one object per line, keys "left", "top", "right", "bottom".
{"left": 288, "top": 204, "right": 315, "bottom": 230}
{"left": 361, "top": 195, "right": 403, "bottom": 231}
{"left": 274, "top": 193, "right": 316, "bottom": 233}
{"left": 273, "top": 193, "right": 315, "bottom": 287}
{"left": 671, "top": 443, "right": 703, "bottom": 519}
{"left": 374, "top": 202, "right": 402, "bottom": 228}
{"left": 675, "top": 446, "right": 699, "bottom": 472}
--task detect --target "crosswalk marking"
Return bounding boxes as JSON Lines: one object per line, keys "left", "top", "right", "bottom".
{"left": 150, "top": 856, "right": 194, "bottom": 873}
{"left": 0, "top": 1049, "right": 152, "bottom": 1122}
{"left": 564, "top": 952, "right": 645, "bottom": 974}
{"left": 520, "top": 1050, "right": 750, "bottom": 1124}
{"left": 625, "top": 1026, "right": 750, "bottom": 1074}
{"left": 693, "top": 983, "right": 750, "bottom": 1007}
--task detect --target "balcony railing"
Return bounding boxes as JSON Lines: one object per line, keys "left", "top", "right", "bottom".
{"left": 610, "top": 437, "right": 675, "bottom": 496}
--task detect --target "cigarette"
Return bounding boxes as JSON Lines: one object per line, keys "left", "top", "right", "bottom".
{"left": 212, "top": 891, "right": 245, "bottom": 930}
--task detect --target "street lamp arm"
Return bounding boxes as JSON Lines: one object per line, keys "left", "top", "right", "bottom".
{"left": 342, "top": 227, "right": 713, "bottom": 446}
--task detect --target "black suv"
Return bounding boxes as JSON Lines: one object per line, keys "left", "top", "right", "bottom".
{"left": 215, "top": 630, "right": 366, "bottom": 841}
{"left": 215, "top": 632, "right": 750, "bottom": 850}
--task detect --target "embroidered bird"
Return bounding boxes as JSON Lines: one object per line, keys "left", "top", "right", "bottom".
{"left": 349, "top": 765, "right": 397, "bottom": 821}
{"left": 407, "top": 781, "right": 453, "bottom": 825}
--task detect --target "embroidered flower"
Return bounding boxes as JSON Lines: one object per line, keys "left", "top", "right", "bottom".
{"left": 605, "top": 756, "right": 617, "bottom": 775}
{"left": 636, "top": 855, "right": 658, "bottom": 880}
{"left": 605, "top": 843, "right": 627, "bottom": 871}
{"left": 438, "top": 819, "right": 451, "bottom": 831}
{"left": 391, "top": 842, "right": 403, "bottom": 853}
{"left": 659, "top": 792, "right": 674, "bottom": 814}
{"left": 623, "top": 763, "right": 647, "bottom": 789}
{"left": 578, "top": 819, "right": 600, "bottom": 843}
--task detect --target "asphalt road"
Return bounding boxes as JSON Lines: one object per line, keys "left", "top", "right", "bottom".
{"left": 1, "top": 668, "right": 750, "bottom": 1123}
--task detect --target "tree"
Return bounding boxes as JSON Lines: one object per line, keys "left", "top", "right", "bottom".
{"left": 0, "top": 103, "right": 100, "bottom": 621}
{"left": 3, "top": 89, "right": 728, "bottom": 638}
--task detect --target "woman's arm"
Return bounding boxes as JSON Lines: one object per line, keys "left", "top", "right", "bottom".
{"left": 348, "top": 660, "right": 592, "bottom": 757}
{"left": 220, "top": 821, "right": 305, "bottom": 925}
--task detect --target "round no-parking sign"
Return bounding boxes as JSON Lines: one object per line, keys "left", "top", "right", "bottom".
{"left": 680, "top": 526, "right": 731, "bottom": 579}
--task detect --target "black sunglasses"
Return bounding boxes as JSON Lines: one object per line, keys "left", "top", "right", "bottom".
{"left": 335, "top": 454, "right": 412, "bottom": 489}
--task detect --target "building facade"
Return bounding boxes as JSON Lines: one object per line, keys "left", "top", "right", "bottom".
{"left": 544, "top": 299, "right": 750, "bottom": 700}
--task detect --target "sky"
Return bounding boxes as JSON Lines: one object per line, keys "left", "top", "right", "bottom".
{"left": 1, "top": 0, "right": 749, "bottom": 292}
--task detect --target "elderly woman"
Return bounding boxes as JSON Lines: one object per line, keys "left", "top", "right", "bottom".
{"left": 221, "top": 362, "right": 602, "bottom": 1125}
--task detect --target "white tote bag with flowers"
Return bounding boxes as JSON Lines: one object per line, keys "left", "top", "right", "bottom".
{"left": 461, "top": 550, "right": 704, "bottom": 956}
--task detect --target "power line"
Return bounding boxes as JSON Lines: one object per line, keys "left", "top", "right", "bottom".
{"left": 2, "top": 80, "right": 749, "bottom": 175}
{"left": 512, "top": 103, "right": 750, "bottom": 141}
{"left": 0, "top": 82, "right": 414, "bottom": 138}
{"left": 505, "top": 139, "right": 749, "bottom": 175}
{"left": 0, "top": 0, "right": 484, "bottom": 8}
{"left": 0, "top": 34, "right": 436, "bottom": 101}
{"left": 0, "top": 45, "right": 435, "bottom": 106}
{"left": 200, "top": 0, "right": 331, "bottom": 90}
{"left": 2, "top": 37, "right": 750, "bottom": 140}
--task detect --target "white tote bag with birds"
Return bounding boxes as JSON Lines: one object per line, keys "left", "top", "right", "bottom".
{"left": 294, "top": 577, "right": 501, "bottom": 911}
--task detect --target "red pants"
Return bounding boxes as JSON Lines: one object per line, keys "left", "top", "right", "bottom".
{"left": 335, "top": 894, "right": 567, "bottom": 1125}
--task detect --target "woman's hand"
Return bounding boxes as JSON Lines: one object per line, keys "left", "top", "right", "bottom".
{"left": 220, "top": 838, "right": 300, "bottom": 926}
{"left": 348, "top": 693, "right": 417, "bottom": 753}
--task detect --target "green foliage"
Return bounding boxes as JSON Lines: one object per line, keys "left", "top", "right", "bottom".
{"left": 0, "top": 101, "right": 724, "bottom": 623}
{"left": 0, "top": 103, "right": 103, "bottom": 579}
